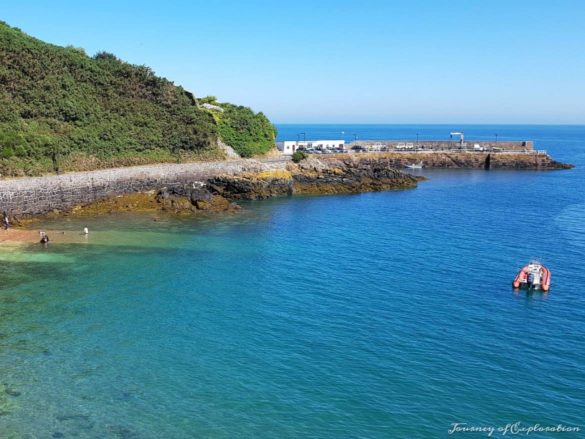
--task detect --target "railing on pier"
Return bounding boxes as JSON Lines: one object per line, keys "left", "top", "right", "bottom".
{"left": 341, "top": 149, "right": 548, "bottom": 156}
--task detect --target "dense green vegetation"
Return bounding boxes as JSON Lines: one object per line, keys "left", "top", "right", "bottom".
{"left": 0, "top": 22, "right": 275, "bottom": 176}
{"left": 211, "top": 100, "right": 277, "bottom": 158}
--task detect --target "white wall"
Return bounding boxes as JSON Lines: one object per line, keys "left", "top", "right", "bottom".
{"left": 276, "top": 141, "right": 297, "bottom": 155}
{"left": 277, "top": 140, "right": 345, "bottom": 155}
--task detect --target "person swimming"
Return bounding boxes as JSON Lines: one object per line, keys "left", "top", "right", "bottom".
{"left": 40, "top": 231, "right": 49, "bottom": 244}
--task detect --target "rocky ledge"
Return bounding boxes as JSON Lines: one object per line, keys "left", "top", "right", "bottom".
{"left": 207, "top": 157, "right": 420, "bottom": 200}
{"left": 64, "top": 157, "right": 420, "bottom": 216}
{"left": 67, "top": 187, "right": 240, "bottom": 217}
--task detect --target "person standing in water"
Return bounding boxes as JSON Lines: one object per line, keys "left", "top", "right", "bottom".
{"left": 40, "top": 231, "right": 49, "bottom": 245}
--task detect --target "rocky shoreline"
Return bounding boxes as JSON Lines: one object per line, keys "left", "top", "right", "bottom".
{"left": 59, "top": 157, "right": 421, "bottom": 217}
{"left": 62, "top": 152, "right": 571, "bottom": 217}
{"left": 0, "top": 152, "right": 573, "bottom": 221}
{"left": 209, "top": 158, "right": 420, "bottom": 199}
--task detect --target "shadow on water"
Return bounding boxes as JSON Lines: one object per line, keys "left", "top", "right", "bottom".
{"left": 513, "top": 288, "right": 550, "bottom": 301}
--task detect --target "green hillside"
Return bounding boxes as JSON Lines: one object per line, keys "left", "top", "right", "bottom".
{"left": 199, "top": 97, "right": 277, "bottom": 158}
{"left": 0, "top": 21, "right": 276, "bottom": 176}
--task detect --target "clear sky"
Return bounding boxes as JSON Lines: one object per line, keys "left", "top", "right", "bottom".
{"left": 2, "top": 0, "right": 585, "bottom": 124}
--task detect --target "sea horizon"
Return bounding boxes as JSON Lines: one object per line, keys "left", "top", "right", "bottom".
{"left": 274, "top": 124, "right": 585, "bottom": 150}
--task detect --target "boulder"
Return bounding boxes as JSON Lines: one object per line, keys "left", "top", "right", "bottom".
{"left": 190, "top": 188, "right": 213, "bottom": 205}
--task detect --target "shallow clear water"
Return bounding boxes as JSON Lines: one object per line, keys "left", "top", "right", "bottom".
{"left": 1, "top": 125, "right": 584, "bottom": 438}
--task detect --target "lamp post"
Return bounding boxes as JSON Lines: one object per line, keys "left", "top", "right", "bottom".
{"left": 495, "top": 133, "right": 498, "bottom": 143}
{"left": 416, "top": 133, "right": 419, "bottom": 147}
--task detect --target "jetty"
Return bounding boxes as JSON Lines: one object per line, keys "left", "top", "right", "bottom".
{"left": 278, "top": 137, "right": 537, "bottom": 155}
{"left": 274, "top": 133, "right": 572, "bottom": 171}
{"left": 347, "top": 139, "right": 534, "bottom": 153}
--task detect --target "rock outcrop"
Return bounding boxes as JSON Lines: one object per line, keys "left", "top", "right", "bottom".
{"left": 156, "top": 185, "right": 239, "bottom": 213}
{"left": 207, "top": 158, "right": 420, "bottom": 200}
{"left": 68, "top": 185, "right": 239, "bottom": 216}
{"left": 208, "top": 170, "right": 294, "bottom": 200}
{"left": 291, "top": 156, "right": 420, "bottom": 194}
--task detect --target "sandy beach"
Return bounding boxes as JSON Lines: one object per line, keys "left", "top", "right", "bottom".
{"left": 0, "top": 228, "right": 40, "bottom": 244}
{"left": 0, "top": 228, "right": 84, "bottom": 245}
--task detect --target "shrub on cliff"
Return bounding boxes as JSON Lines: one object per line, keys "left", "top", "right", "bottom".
{"left": 292, "top": 151, "right": 308, "bottom": 163}
{"left": 211, "top": 102, "right": 277, "bottom": 158}
{"left": 0, "top": 22, "right": 276, "bottom": 175}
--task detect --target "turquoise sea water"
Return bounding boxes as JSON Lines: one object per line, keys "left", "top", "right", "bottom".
{"left": 1, "top": 125, "right": 584, "bottom": 438}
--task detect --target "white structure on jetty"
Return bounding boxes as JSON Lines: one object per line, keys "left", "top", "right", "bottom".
{"left": 277, "top": 140, "right": 345, "bottom": 155}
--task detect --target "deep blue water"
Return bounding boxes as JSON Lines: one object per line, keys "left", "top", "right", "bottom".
{"left": 1, "top": 125, "right": 584, "bottom": 438}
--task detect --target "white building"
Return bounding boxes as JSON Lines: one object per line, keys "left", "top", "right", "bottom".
{"left": 277, "top": 140, "right": 345, "bottom": 155}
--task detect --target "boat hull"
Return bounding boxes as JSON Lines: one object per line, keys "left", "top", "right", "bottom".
{"left": 405, "top": 161, "right": 423, "bottom": 169}
{"left": 513, "top": 264, "right": 551, "bottom": 292}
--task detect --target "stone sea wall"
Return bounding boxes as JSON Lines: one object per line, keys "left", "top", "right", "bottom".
{"left": 0, "top": 160, "right": 285, "bottom": 217}
{"left": 0, "top": 152, "right": 571, "bottom": 218}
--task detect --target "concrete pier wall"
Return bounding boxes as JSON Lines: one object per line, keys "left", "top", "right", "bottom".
{"left": 332, "top": 151, "right": 566, "bottom": 170}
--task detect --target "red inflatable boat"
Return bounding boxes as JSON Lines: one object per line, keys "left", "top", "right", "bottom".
{"left": 513, "top": 261, "right": 551, "bottom": 292}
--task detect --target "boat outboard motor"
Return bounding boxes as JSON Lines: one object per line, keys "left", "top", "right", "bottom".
{"left": 527, "top": 272, "right": 535, "bottom": 289}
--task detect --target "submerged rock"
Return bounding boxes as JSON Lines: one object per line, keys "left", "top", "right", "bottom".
{"left": 56, "top": 413, "right": 95, "bottom": 431}
{"left": 107, "top": 425, "right": 139, "bottom": 438}
{"left": 4, "top": 388, "right": 21, "bottom": 397}
{"left": 0, "top": 384, "right": 17, "bottom": 415}
{"left": 56, "top": 413, "right": 91, "bottom": 422}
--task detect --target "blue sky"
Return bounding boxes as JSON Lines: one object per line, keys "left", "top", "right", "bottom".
{"left": 3, "top": 0, "right": 585, "bottom": 123}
